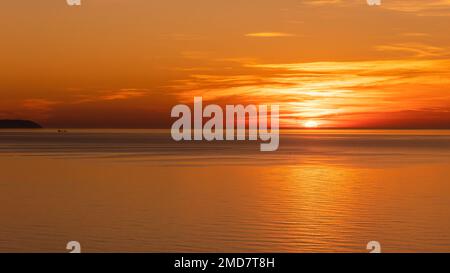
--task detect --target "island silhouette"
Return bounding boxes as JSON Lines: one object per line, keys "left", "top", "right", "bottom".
{"left": 0, "top": 120, "right": 42, "bottom": 128}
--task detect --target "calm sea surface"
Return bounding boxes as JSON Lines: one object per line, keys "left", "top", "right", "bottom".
{"left": 0, "top": 129, "right": 449, "bottom": 252}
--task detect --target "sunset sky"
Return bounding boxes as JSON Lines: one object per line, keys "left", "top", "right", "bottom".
{"left": 1, "top": 0, "right": 450, "bottom": 128}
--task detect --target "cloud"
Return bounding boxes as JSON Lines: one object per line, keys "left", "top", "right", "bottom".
{"left": 376, "top": 43, "right": 448, "bottom": 58}
{"left": 5, "top": 89, "right": 150, "bottom": 123}
{"left": 22, "top": 99, "right": 60, "bottom": 111}
{"left": 303, "top": 0, "right": 450, "bottom": 16}
{"left": 100, "top": 89, "right": 148, "bottom": 101}
{"left": 245, "top": 32, "right": 296, "bottom": 38}
{"left": 170, "top": 58, "right": 450, "bottom": 128}
{"left": 18, "top": 99, "right": 61, "bottom": 120}
{"left": 72, "top": 89, "right": 149, "bottom": 104}
{"left": 304, "top": 0, "right": 343, "bottom": 5}
{"left": 383, "top": 0, "right": 450, "bottom": 16}
{"left": 181, "top": 51, "right": 214, "bottom": 60}
{"left": 401, "top": 32, "right": 431, "bottom": 37}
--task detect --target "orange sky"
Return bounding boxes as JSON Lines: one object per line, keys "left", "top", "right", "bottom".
{"left": 1, "top": 0, "right": 450, "bottom": 128}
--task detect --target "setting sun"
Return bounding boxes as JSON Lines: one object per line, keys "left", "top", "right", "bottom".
{"left": 304, "top": 120, "right": 319, "bottom": 128}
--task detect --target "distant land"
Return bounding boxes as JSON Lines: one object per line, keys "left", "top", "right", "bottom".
{"left": 0, "top": 120, "right": 42, "bottom": 129}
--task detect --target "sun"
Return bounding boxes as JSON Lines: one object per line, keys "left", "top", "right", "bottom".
{"left": 304, "top": 120, "right": 319, "bottom": 128}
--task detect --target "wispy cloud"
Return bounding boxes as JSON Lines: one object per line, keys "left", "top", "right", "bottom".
{"left": 304, "top": 0, "right": 343, "bottom": 5}
{"left": 19, "top": 99, "right": 61, "bottom": 120}
{"left": 170, "top": 58, "right": 450, "bottom": 127}
{"left": 245, "top": 32, "right": 296, "bottom": 38}
{"left": 22, "top": 99, "right": 60, "bottom": 111}
{"left": 303, "top": 0, "right": 450, "bottom": 16}
{"left": 6, "top": 89, "right": 150, "bottom": 122}
{"left": 100, "top": 89, "right": 148, "bottom": 101}
{"left": 384, "top": 0, "right": 450, "bottom": 16}
{"left": 72, "top": 89, "right": 150, "bottom": 104}
{"left": 375, "top": 43, "right": 448, "bottom": 58}
{"left": 401, "top": 32, "right": 431, "bottom": 37}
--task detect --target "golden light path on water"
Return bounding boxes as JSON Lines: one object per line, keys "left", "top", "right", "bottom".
{"left": 0, "top": 129, "right": 449, "bottom": 252}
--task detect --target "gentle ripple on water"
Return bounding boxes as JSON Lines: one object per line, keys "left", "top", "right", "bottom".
{"left": 0, "top": 129, "right": 449, "bottom": 252}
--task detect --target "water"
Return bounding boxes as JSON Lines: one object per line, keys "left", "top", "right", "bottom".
{"left": 0, "top": 129, "right": 449, "bottom": 252}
